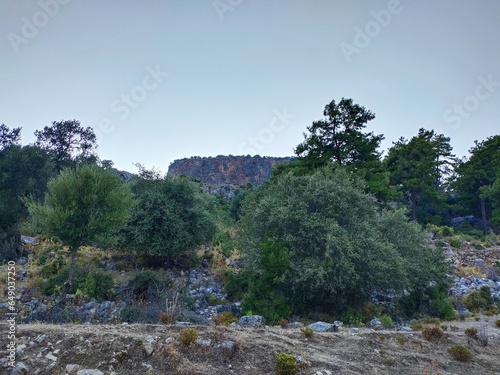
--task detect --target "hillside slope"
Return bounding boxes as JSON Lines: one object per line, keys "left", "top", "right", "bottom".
{"left": 3, "top": 318, "right": 500, "bottom": 375}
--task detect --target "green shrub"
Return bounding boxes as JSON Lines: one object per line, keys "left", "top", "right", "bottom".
{"left": 450, "top": 236, "right": 462, "bottom": 248}
{"left": 465, "top": 327, "right": 478, "bottom": 339}
{"left": 127, "top": 270, "right": 171, "bottom": 301}
{"left": 275, "top": 353, "right": 297, "bottom": 375}
{"left": 422, "top": 326, "right": 444, "bottom": 342}
{"left": 223, "top": 269, "right": 249, "bottom": 301}
{"left": 462, "top": 290, "right": 489, "bottom": 312}
{"left": 440, "top": 226, "right": 454, "bottom": 237}
{"left": 82, "top": 269, "right": 115, "bottom": 302}
{"left": 301, "top": 327, "right": 314, "bottom": 339}
{"left": 425, "top": 317, "right": 440, "bottom": 325}
{"left": 431, "top": 297, "right": 457, "bottom": 320}
{"left": 179, "top": 328, "right": 199, "bottom": 347}
{"left": 495, "top": 320, "right": 500, "bottom": 328}
{"left": 341, "top": 308, "right": 365, "bottom": 326}
{"left": 448, "top": 345, "right": 472, "bottom": 361}
{"left": 410, "top": 320, "right": 423, "bottom": 331}
{"left": 380, "top": 315, "right": 393, "bottom": 327}
{"left": 212, "top": 311, "right": 238, "bottom": 326}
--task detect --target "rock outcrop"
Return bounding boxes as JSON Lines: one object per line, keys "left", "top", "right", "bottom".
{"left": 167, "top": 155, "right": 295, "bottom": 186}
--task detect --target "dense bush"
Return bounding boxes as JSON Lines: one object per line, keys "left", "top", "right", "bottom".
{"left": 120, "top": 173, "right": 216, "bottom": 268}
{"left": 448, "top": 345, "right": 472, "bottom": 361}
{"left": 275, "top": 353, "right": 298, "bottom": 375}
{"left": 239, "top": 168, "right": 450, "bottom": 318}
{"left": 422, "top": 326, "right": 444, "bottom": 342}
{"left": 126, "top": 270, "right": 169, "bottom": 301}
{"left": 179, "top": 328, "right": 199, "bottom": 347}
{"left": 43, "top": 259, "right": 114, "bottom": 302}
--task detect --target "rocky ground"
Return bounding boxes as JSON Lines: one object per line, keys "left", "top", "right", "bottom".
{"left": 2, "top": 315, "right": 500, "bottom": 375}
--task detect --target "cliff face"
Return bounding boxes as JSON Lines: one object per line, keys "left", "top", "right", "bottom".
{"left": 167, "top": 155, "right": 294, "bottom": 186}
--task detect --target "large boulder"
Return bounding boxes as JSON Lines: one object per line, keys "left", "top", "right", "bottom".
{"left": 239, "top": 315, "right": 266, "bottom": 328}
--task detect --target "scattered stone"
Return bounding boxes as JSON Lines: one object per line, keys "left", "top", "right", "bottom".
{"left": 308, "top": 321, "right": 338, "bottom": 332}
{"left": 66, "top": 364, "right": 80, "bottom": 374}
{"left": 35, "top": 334, "right": 47, "bottom": 343}
{"left": 142, "top": 363, "right": 153, "bottom": 370}
{"left": 76, "top": 370, "right": 104, "bottom": 375}
{"left": 400, "top": 326, "right": 412, "bottom": 332}
{"left": 212, "top": 340, "right": 237, "bottom": 359}
{"left": 45, "top": 362, "right": 57, "bottom": 372}
{"left": 370, "top": 318, "right": 382, "bottom": 327}
{"left": 286, "top": 322, "right": 304, "bottom": 329}
{"left": 11, "top": 362, "right": 29, "bottom": 375}
{"left": 45, "top": 352, "right": 58, "bottom": 361}
{"left": 15, "top": 344, "right": 27, "bottom": 354}
{"left": 195, "top": 338, "right": 212, "bottom": 347}
{"left": 239, "top": 315, "right": 266, "bottom": 328}
{"left": 350, "top": 328, "right": 359, "bottom": 333}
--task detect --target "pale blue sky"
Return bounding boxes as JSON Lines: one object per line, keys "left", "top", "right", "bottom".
{"left": 1, "top": 0, "right": 499, "bottom": 173}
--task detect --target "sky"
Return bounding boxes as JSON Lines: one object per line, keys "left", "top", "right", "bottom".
{"left": 1, "top": 0, "right": 499, "bottom": 174}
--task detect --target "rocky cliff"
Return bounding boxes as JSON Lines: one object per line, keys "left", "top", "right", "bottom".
{"left": 167, "top": 155, "right": 295, "bottom": 186}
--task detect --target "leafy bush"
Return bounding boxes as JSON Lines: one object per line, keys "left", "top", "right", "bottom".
{"left": 82, "top": 269, "right": 115, "bottom": 302}
{"left": 341, "top": 308, "right": 365, "bottom": 327}
{"left": 448, "top": 345, "right": 472, "bottom": 361}
{"left": 440, "top": 226, "right": 454, "bottom": 237}
{"left": 212, "top": 311, "right": 238, "bottom": 326}
{"left": 275, "top": 353, "right": 298, "bottom": 375}
{"left": 496, "top": 320, "right": 500, "bottom": 328}
{"left": 425, "top": 317, "right": 440, "bottom": 325}
{"left": 240, "top": 168, "right": 450, "bottom": 318}
{"left": 121, "top": 173, "right": 216, "bottom": 267}
{"left": 450, "top": 236, "right": 462, "bottom": 248}
{"left": 380, "top": 315, "right": 393, "bottom": 327}
{"left": 127, "top": 270, "right": 171, "bottom": 301}
{"left": 465, "top": 327, "right": 478, "bottom": 340}
{"left": 410, "top": 320, "right": 423, "bottom": 331}
{"left": 301, "top": 327, "right": 314, "bottom": 339}
{"left": 422, "top": 326, "right": 444, "bottom": 342}
{"left": 462, "top": 290, "right": 489, "bottom": 312}
{"left": 179, "top": 328, "right": 199, "bottom": 347}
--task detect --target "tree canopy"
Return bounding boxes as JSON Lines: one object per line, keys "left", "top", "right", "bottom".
{"left": 239, "top": 168, "right": 448, "bottom": 320}
{"left": 34, "top": 119, "right": 97, "bottom": 170}
{"left": 26, "top": 164, "right": 134, "bottom": 300}
{"left": 120, "top": 171, "right": 217, "bottom": 267}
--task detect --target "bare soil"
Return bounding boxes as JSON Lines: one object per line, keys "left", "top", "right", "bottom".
{"left": 2, "top": 316, "right": 500, "bottom": 375}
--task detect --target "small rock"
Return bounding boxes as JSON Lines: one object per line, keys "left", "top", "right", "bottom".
{"left": 142, "top": 363, "right": 153, "bottom": 370}
{"left": 66, "top": 364, "right": 80, "bottom": 374}
{"left": 400, "top": 326, "right": 412, "bottom": 332}
{"left": 195, "top": 338, "right": 212, "bottom": 347}
{"left": 35, "top": 334, "right": 47, "bottom": 343}
{"left": 16, "top": 344, "right": 27, "bottom": 354}
{"left": 239, "top": 315, "right": 266, "bottom": 328}
{"left": 11, "top": 362, "right": 29, "bottom": 375}
{"left": 308, "top": 321, "right": 338, "bottom": 332}
{"left": 45, "top": 362, "right": 57, "bottom": 372}
{"left": 350, "top": 328, "right": 359, "bottom": 333}
{"left": 286, "top": 322, "right": 304, "bottom": 329}
{"left": 370, "top": 318, "right": 382, "bottom": 327}
{"left": 45, "top": 352, "right": 58, "bottom": 361}
{"left": 76, "top": 370, "right": 104, "bottom": 375}
{"left": 212, "top": 340, "right": 237, "bottom": 359}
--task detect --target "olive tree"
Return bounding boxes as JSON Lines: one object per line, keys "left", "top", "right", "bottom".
{"left": 26, "top": 164, "right": 134, "bottom": 303}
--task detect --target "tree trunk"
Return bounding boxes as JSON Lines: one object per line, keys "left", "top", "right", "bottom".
{"left": 480, "top": 197, "right": 487, "bottom": 235}
{"left": 59, "top": 245, "right": 77, "bottom": 306}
